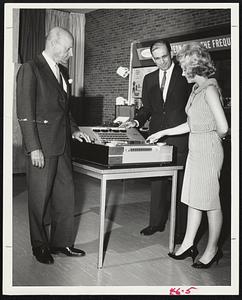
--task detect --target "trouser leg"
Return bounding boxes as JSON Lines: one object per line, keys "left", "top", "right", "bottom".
{"left": 149, "top": 178, "right": 170, "bottom": 227}
{"left": 49, "top": 150, "right": 76, "bottom": 247}
{"left": 149, "top": 150, "right": 188, "bottom": 230}
{"left": 26, "top": 156, "right": 57, "bottom": 248}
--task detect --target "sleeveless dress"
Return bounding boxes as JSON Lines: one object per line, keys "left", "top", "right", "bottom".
{"left": 181, "top": 78, "right": 224, "bottom": 210}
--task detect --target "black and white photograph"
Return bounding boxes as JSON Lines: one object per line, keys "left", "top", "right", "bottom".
{"left": 2, "top": 1, "right": 239, "bottom": 296}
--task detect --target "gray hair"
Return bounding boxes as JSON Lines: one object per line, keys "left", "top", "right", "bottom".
{"left": 46, "top": 27, "right": 73, "bottom": 45}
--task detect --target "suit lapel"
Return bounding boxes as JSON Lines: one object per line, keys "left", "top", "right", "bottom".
{"left": 59, "top": 64, "right": 71, "bottom": 98}
{"left": 36, "top": 55, "right": 67, "bottom": 100}
{"left": 166, "top": 64, "right": 180, "bottom": 101}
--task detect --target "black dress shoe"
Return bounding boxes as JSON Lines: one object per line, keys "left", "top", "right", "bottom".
{"left": 192, "top": 248, "right": 223, "bottom": 269}
{"left": 140, "top": 225, "right": 165, "bottom": 236}
{"left": 51, "top": 246, "right": 86, "bottom": 257}
{"left": 168, "top": 245, "right": 198, "bottom": 263}
{"left": 32, "top": 246, "right": 54, "bottom": 264}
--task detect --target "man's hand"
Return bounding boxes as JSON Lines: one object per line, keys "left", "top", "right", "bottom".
{"left": 119, "top": 120, "right": 137, "bottom": 129}
{"left": 72, "top": 130, "right": 91, "bottom": 143}
{"left": 31, "top": 149, "right": 45, "bottom": 168}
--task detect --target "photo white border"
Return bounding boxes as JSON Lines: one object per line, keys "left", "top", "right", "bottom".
{"left": 3, "top": 2, "right": 240, "bottom": 295}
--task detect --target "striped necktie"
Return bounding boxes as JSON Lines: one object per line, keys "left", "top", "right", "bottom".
{"left": 160, "top": 71, "right": 167, "bottom": 92}
{"left": 55, "top": 64, "right": 63, "bottom": 88}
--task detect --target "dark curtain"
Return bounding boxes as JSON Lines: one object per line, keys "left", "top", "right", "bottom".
{"left": 18, "top": 9, "right": 46, "bottom": 63}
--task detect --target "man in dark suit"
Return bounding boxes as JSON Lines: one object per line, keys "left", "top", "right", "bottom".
{"left": 16, "top": 27, "right": 91, "bottom": 264}
{"left": 121, "top": 40, "right": 191, "bottom": 243}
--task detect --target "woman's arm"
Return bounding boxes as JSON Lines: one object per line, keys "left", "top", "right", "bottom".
{"left": 206, "top": 86, "right": 229, "bottom": 138}
{"left": 146, "top": 122, "right": 190, "bottom": 143}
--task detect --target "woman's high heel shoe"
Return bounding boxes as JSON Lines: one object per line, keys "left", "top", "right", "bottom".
{"left": 192, "top": 248, "right": 223, "bottom": 269}
{"left": 168, "top": 245, "right": 198, "bottom": 263}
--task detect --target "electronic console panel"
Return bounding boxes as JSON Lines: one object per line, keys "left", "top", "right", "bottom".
{"left": 76, "top": 126, "right": 145, "bottom": 144}
{"left": 71, "top": 126, "right": 173, "bottom": 167}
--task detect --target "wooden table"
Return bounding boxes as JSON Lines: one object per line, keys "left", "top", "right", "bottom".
{"left": 73, "top": 162, "right": 183, "bottom": 268}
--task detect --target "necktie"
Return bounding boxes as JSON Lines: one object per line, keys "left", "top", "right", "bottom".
{"left": 160, "top": 71, "right": 167, "bottom": 92}
{"left": 55, "top": 64, "right": 63, "bottom": 88}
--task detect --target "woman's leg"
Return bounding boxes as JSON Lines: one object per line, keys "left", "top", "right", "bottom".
{"left": 175, "top": 206, "right": 202, "bottom": 255}
{"left": 198, "top": 209, "right": 223, "bottom": 264}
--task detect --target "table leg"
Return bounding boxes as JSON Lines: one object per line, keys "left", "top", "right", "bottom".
{"left": 169, "top": 170, "right": 178, "bottom": 254}
{"left": 98, "top": 177, "right": 107, "bottom": 269}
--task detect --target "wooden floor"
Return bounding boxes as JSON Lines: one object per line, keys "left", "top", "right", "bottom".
{"left": 12, "top": 172, "right": 231, "bottom": 288}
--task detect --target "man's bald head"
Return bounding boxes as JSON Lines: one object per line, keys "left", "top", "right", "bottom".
{"left": 45, "top": 27, "right": 74, "bottom": 64}
{"left": 46, "top": 27, "right": 73, "bottom": 46}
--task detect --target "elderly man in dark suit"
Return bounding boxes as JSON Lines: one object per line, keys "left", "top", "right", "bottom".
{"left": 16, "top": 27, "right": 91, "bottom": 264}
{"left": 121, "top": 40, "right": 191, "bottom": 243}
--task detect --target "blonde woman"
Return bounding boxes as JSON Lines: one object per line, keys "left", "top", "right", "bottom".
{"left": 146, "top": 43, "right": 228, "bottom": 268}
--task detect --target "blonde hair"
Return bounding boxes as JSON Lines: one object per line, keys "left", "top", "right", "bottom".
{"left": 176, "top": 43, "right": 216, "bottom": 78}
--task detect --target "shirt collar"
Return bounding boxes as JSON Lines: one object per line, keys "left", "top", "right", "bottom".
{"left": 42, "top": 51, "right": 57, "bottom": 68}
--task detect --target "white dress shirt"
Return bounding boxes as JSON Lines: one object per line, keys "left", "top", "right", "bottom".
{"left": 42, "top": 51, "right": 67, "bottom": 92}
{"left": 159, "top": 61, "right": 175, "bottom": 102}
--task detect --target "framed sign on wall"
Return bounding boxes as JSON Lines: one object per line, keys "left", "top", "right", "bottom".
{"left": 131, "top": 66, "right": 157, "bottom": 108}
{"left": 128, "top": 24, "right": 231, "bottom": 106}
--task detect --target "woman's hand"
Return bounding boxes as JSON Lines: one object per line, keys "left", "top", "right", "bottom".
{"left": 146, "top": 122, "right": 189, "bottom": 143}
{"left": 146, "top": 130, "right": 166, "bottom": 144}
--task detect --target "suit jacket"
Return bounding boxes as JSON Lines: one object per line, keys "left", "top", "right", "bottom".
{"left": 135, "top": 63, "right": 192, "bottom": 153}
{"left": 16, "top": 54, "right": 79, "bottom": 157}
